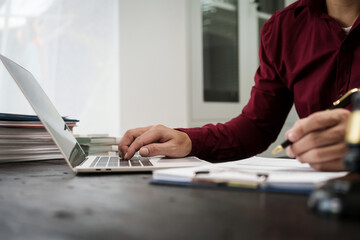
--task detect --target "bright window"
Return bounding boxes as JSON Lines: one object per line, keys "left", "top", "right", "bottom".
{"left": 0, "top": 0, "right": 120, "bottom": 136}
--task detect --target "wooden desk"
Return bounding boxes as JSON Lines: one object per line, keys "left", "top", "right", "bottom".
{"left": 0, "top": 160, "right": 359, "bottom": 240}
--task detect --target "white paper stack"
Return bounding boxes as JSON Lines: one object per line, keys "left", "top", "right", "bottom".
{"left": 75, "top": 134, "right": 120, "bottom": 156}
{"left": 0, "top": 113, "right": 78, "bottom": 163}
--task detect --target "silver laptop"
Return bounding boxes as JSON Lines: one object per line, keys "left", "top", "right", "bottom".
{"left": 0, "top": 54, "right": 209, "bottom": 172}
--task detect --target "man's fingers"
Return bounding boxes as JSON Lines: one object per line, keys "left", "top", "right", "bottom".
{"left": 286, "top": 109, "right": 350, "bottom": 142}
{"left": 290, "top": 123, "right": 347, "bottom": 156}
{"left": 118, "top": 126, "right": 152, "bottom": 156}
{"left": 285, "top": 146, "right": 295, "bottom": 158}
{"left": 295, "top": 142, "right": 348, "bottom": 165}
{"left": 284, "top": 109, "right": 350, "bottom": 172}
{"left": 125, "top": 125, "right": 168, "bottom": 159}
{"left": 139, "top": 142, "right": 179, "bottom": 158}
{"left": 119, "top": 125, "right": 192, "bottom": 160}
{"left": 120, "top": 126, "right": 152, "bottom": 145}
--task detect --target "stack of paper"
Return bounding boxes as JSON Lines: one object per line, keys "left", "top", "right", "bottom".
{"left": 75, "top": 134, "right": 120, "bottom": 156}
{"left": 151, "top": 157, "right": 348, "bottom": 194}
{"left": 0, "top": 113, "right": 78, "bottom": 163}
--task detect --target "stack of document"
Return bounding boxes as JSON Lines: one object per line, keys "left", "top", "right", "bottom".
{"left": 0, "top": 113, "right": 78, "bottom": 163}
{"left": 75, "top": 134, "right": 120, "bottom": 156}
{"left": 151, "top": 157, "right": 349, "bottom": 194}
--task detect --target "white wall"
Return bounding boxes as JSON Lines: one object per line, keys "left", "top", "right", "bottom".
{"left": 119, "top": 0, "right": 189, "bottom": 134}
{"left": 117, "top": 0, "right": 298, "bottom": 157}
{"left": 118, "top": 0, "right": 262, "bottom": 131}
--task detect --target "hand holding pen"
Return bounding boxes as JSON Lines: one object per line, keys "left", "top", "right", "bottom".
{"left": 271, "top": 88, "right": 359, "bottom": 171}
{"left": 272, "top": 88, "right": 359, "bottom": 155}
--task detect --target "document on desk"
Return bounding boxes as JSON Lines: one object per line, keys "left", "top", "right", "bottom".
{"left": 151, "top": 157, "right": 348, "bottom": 194}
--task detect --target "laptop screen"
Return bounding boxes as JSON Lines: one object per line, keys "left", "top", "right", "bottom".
{"left": 0, "top": 54, "right": 86, "bottom": 168}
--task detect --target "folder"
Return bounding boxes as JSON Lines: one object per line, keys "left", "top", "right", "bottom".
{"left": 0, "top": 112, "right": 79, "bottom": 122}
{"left": 150, "top": 157, "right": 348, "bottom": 194}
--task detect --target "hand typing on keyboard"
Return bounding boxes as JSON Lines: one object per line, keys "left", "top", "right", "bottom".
{"left": 91, "top": 155, "right": 154, "bottom": 168}
{"left": 118, "top": 125, "right": 192, "bottom": 160}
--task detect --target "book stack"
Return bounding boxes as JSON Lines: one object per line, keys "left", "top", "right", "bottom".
{"left": 0, "top": 113, "right": 78, "bottom": 163}
{"left": 75, "top": 134, "right": 120, "bottom": 156}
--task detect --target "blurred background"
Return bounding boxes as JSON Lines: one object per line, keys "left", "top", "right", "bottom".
{"left": 0, "top": 0, "right": 297, "bottom": 156}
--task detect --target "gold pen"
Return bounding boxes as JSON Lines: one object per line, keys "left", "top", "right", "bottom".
{"left": 272, "top": 88, "right": 360, "bottom": 155}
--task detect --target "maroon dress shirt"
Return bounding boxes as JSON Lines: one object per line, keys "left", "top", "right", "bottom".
{"left": 180, "top": 0, "right": 360, "bottom": 161}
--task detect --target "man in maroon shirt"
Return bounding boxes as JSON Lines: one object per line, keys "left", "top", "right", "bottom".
{"left": 119, "top": 0, "right": 360, "bottom": 171}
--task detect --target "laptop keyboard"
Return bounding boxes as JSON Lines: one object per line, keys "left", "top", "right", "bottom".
{"left": 89, "top": 156, "right": 153, "bottom": 168}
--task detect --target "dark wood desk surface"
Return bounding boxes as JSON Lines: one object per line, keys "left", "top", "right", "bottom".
{"left": 0, "top": 160, "right": 359, "bottom": 240}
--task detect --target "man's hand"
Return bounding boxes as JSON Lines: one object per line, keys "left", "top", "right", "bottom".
{"left": 118, "top": 125, "right": 192, "bottom": 160}
{"left": 285, "top": 109, "right": 350, "bottom": 171}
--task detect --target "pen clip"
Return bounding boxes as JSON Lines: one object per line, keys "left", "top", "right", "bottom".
{"left": 194, "top": 168, "right": 269, "bottom": 182}
{"left": 194, "top": 170, "right": 210, "bottom": 175}
{"left": 331, "top": 88, "right": 360, "bottom": 109}
{"left": 257, "top": 173, "right": 269, "bottom": 182}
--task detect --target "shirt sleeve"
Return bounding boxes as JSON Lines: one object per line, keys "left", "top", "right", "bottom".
{"left": 179, "top": 16, "right": 294, "bottom": 161}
